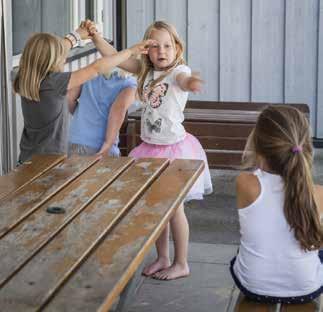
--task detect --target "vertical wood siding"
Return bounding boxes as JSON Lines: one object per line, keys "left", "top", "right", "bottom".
{"left": 126, "top": 0, "right": 323, "bottom": 137}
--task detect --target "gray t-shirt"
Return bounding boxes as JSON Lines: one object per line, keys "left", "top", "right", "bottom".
{"left": 19, "top": 71, "right": 72, "bottom": 162}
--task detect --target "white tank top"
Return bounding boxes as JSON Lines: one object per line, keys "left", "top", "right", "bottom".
{"left": 234, "top": 169, "right": 323, "bottom": 297}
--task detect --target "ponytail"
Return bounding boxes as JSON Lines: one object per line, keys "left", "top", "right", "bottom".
{"left": 283, "top": 150, "right": 322, "bottom": 251}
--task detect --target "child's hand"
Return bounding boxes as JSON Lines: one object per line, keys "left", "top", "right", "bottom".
{"left": 186, "top": 72, "right": 203, "bottom": 93}
{"left": 96, "top": 142, "right": 111, "bottom": 158}
{"left": 83, "top": 19, "right": 99, "bottom": 37}
{"left": 78, "top": 20, "right": 98, "bottom": 38}
{"left": 128, "top": 39, "right": 157, "bottom": 56}
{"left": 75, "top": 25, "right": 90, "bottom": 40}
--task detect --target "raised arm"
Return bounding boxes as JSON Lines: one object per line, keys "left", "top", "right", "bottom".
{"left": 83, "top": 20, "right": 142, "bottom": 75}
{"left": 67, "top": 40, "right": 153, "bottom": 90}
{"left": 92, "top": 34, "right": 141, "bottom": 75}
{"left": 96, "top": 87, "right": 136, "bottom": 156}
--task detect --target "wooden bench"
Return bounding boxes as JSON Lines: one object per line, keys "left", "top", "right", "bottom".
{"left": 0, "top": 154, "right": 204, "bottom": 311}
{"left": 231, "top": 292, "right": 321, "bottom": 312}
{"left": 121, "top": 101, "right": 309, "bottom": 169}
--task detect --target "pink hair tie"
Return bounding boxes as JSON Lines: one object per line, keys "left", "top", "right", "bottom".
{"left": 292, "top": 145, "right": 303, "bottom": 153}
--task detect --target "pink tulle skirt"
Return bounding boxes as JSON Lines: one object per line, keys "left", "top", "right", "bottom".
{"left": 129, "top": 133, "right": 213, "bottom": 202}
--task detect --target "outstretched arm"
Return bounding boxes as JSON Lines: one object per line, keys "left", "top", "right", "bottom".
{"left": 175, "top": 72, "right": 203, "bottom": 93}
{"left": 97, "top": 87, "right": 136, "bottom": 156}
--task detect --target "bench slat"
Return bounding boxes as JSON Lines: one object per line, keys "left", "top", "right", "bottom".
{"left": 128, "top": 120, "right": 254, "bottom": 138}
{"left": 0, "top": 158, "right": 169, "bottom": 311}
{"left": 206, "top": 150, "right": 243, "bottom": 169}
{"left": 0, "top": 155, "right": 97, "bottom": 239}
{"left": 43, "top": 159, "right": 204, "bottom": 312}
{"left": 128, "top": 134, "right": 247, "bottom": 151}
{"left": 0, "top": 156, "right": 134, "bottom": 287}
{"left": 281, "top": 301, "right": 321, "bottom": 311}
{"left": 186, "top": 100, "right": 309, "bottom": 113}
{"left": 234, "top": 293, "right": 320, "bottom": 312}
{"left": 0, "top": 154, "right": 66, "bottom": 201}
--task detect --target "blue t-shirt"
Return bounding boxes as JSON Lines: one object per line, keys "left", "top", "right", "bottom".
{"left": 69, "top": 73, "right": 137, "bottom": 153}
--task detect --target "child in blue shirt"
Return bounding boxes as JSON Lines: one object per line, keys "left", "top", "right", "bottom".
{"left": 68, "top": 71, "right": 137, "bottom": 157}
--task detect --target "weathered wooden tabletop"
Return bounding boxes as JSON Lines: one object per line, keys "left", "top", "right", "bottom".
{"left": 0, "top": 154, "right": 204, "bottom": 312}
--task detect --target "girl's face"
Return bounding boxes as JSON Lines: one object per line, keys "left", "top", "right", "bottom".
{"left": 148, "top": 29, "right": 177, "bottom": 70}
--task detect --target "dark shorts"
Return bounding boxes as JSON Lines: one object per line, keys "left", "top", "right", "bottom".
{"left": 230, "top": 250, "right": 323, "bottom": 304}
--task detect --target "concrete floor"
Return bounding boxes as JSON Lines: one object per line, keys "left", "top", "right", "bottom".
{"left": 126, "top": 149, "right": 323, "bottom": 312}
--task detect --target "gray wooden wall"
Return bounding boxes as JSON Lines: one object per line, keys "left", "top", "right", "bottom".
{"left": 126, "top": 0, "right": 323, "bottom": 137}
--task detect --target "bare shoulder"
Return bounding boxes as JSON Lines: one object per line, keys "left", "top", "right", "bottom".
{"left": 314, "top": 184, "right": 323, "bottom": 216}
{"left": 236, "top": 172, "right": 261, "bottom": 209}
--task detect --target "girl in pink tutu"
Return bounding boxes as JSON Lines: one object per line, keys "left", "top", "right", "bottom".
{"left": 88, "top": 20, "right": 212, "bottom": 280}
{"left": 132, "top": 20, "right": 213, "bottom": 280}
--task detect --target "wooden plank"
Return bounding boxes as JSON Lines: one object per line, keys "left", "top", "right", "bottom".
{"left": 127, "top": 135, "right": 246, "bottom": 151}
{"left": 234, "top": 292, "right": 320, "bottom": 312}
{"left": 184, "top": 122, "right": 254, "bottom": 137}
{"left": 206, "top": 150, "right": 243, "bottom": 169}
{"left": 128, "top": 104, "right": 309, "bottom": 123}
{"left": 317, "top": 0, "right": 323, "bottom": 138}
{"left": 128, "top": 120, "right": 254, "bottom": 137}
{"left": 0, "top": 158, "right": 169, "bottom": 311}
{"left": 220, "top": 0, "right": 251, "bottom": 101}
{"left": 285, "top": 0, "right": 318, "bottom": 131}
{"left": 0, "top": 154, "right": 66, "bottom": 201}
{"left": 43, "top": 159, "right": 204, "bottom": 312}
{"left": 126, "top": 0, "right": 154, "bottom": 47}
{"left": 251, "top": 0, "right": 285, "bottom": 102}
{"left": 234, "top": 293, "right": 279, "bottom": 311}
{"left": 185, "top": 101, "right": 309, "bottom": 113}
{"left": 187, "top": 0, "right": 219, "bottom": 101}
{"left": 0, "top": 157, "right": 134, "bottom": 287}
{"left": 184, "top": 109, "right": 259, "bottom": 123}
{"left": 0, "top": 155, "right": 97, "bottom": 238}
{"left": 281, "top": 301, "right": 320, "bottom": 311}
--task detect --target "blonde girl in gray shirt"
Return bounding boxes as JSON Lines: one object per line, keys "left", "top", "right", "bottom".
{"left": 13, "top": 25, "right": 154, "bottom": 163}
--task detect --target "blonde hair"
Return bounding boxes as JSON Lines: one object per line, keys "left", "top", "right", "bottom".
{"left": 13, "top": 33, "right": 67, "bottom": 101}
{"left": 137, "top": 20, "right": 185, "bottom": 101}
{"left": 243, "top": 105, "right": 322, "bottom": 251}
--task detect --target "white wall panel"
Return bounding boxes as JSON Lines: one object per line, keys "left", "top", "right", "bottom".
{"left": 219, "top": 0, "right": 251, "bottom": 101}
{"left": 285, "top": 0, "right": 318, "bottom": 131}
{"left": 251, "top": 0, "right": 285, "bottom": 103}
{"left": 187, "top": 0, "right": 219, "bottom": 100}
{"left": 127, "top": 0, "right": 154, "bottom": 47}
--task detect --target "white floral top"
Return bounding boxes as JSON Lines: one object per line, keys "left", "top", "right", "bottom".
{"left": 140, "top": 64, "right": 191, "bottom": 145}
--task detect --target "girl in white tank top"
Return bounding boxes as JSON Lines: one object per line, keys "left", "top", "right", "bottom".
{"left": 231, "top": 105, "right": 323, "bottom": 304}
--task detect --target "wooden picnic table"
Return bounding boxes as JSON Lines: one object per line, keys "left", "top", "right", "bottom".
{"left": 0, "top": 154, "right": 204, "bottom": 312}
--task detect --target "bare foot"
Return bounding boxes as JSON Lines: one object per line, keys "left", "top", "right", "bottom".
{"left": 142, "top": 257, "right": 170, "bottom": 276}
{"left": 152, "top": 263, "right": 190, "bottom": 280}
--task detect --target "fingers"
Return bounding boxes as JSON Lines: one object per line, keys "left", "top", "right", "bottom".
{"left": 94, "top": 153, "right": 103, "bottom": 161}
{"left": 144, "top": 39, "right": 158, "bottom": 47}
{"left": 79, "top": 19, "right": 98, "bottom": 37}
{"left": 136, "top": 39, "right": 158, "bottom": 55}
